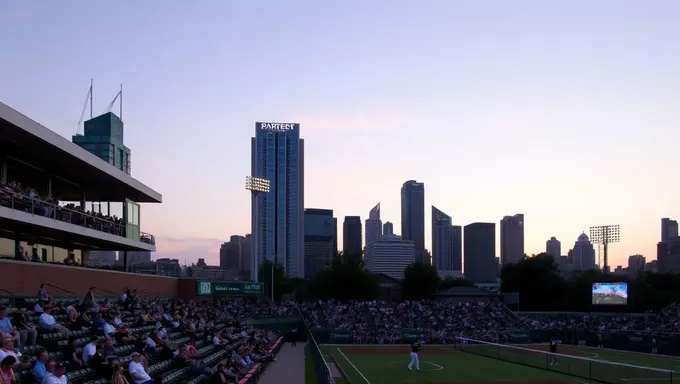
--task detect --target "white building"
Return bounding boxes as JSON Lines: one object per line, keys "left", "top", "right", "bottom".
{"left": 365, "top": 235, "right": 415, "bottom": 280}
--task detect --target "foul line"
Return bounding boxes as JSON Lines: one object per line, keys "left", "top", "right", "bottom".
{"left": 337, "top": 347, "right": 372, "bottom": 384}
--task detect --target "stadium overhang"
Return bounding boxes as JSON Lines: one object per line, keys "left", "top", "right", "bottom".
{"left": 0, "top": 102, "right": 162, "bottom": 203}
{"left": 0, "top": 205, "right": 155, "bottom": 251}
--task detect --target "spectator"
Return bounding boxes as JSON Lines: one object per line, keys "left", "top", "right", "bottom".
{"left": 0, "top": 308, "right": 20, "bottom": 346}
{"left": 128, "top": 352, "right": 152, "bottom": 384}
{"left": 0, "top": 355, "right": 16, "bottom": 383}
{"left": 31, "top": 349, "right": 48, "bottom": 384}
{"left": 42, "top": 361, "right": 67, "bottom": 384}
{"left": 12, "top": 308, "right": 37, "bottom": 346}
{"left": 82, "top": 335, "right": 99, "bottom": 364}
{"left": 62, "top": 336, "right": 82, "bottom": 370}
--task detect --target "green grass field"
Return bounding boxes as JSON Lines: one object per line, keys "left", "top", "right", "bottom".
{"left": 312, "top": 343, "right": 680, "bottom": 384}
{"left": 592, "top": 295, "right": 627, "bottom": 305}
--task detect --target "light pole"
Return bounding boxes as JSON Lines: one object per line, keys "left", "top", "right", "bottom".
{"left": 589, "top": 225, "right": 620, "bottom": 273}
{"left": 246, "top": 176, "right": 270, "bottom": 283}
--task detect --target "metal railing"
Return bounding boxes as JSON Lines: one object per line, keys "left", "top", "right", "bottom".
{"left": 43, "top": 283, "right": 78, "bottom": 297}
{"left": 296, "top": 303, "right": 335, "bottom": 384}
{"left": 0, "top": 288, "right": 16, "bottom": 308}
{"left": 0, "top": 191, "right": 155, "bottom": 242}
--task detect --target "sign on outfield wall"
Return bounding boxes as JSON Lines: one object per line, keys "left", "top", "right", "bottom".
{"left": 195, "top": 281, "right": 263, "bottom": 296}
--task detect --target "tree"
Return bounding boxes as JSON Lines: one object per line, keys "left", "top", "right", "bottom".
{"left": 440, "top": 277, "right": 475, "bottom": 290}
{"left": 308, "top": 252, "right": 379, "bottom": 301}
{"left": 501, "top": 253, "right": 567, "bottom": 311}
{"left": 402, "top": 262, "right": 441, "bottom": 300}
{"left": 258, "top": 260, "right": 288, "bottom": 301}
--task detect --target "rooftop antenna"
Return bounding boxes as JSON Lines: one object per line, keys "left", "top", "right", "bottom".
{"left": 76, "top": 79, "right": 94, "bottom": 135}
{"left": 103, "top": 84, "right": 123, "bottom": 121}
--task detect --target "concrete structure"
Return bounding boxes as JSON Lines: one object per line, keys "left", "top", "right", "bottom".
{"left": 220, "top": 235, "right": 251, "bottom": 277}
{"left": 304, "top": 208, "right": 334, "bottom": 278}
{"left": 0, "top": 102, "right": 160, "bottom": 267}
{"left": 401, "top": 180, "right": 425, "bottom": 264}
{"left": 568, "top": 233, "right": 597, "bottom": 271}
{"left": 628, "top": 254, "right": 646, "bottom": 274}
{"left": 383, "top": 221, "right": 394, "bottom": 236}
{"left": 343, "top": 216, "right": 362, "bottom": 256}
{"left": 546, "top": 237, "right": 561, "bottom": 259}
{"left": 463, "top": 222, "right": 496, "bottom": 283}
{"left": 365, "top": 235, "right": 415, "bottom": 279}
{"left": 500, "top": 214, "right": 524, "bottom": 265}
{"left": 251, "top": 122, "right": 304, "bottom": 278}
{"left": 332, "top": 217, "right": 338, "bottom": 255}
{"left": 365, "top": 203, "right": 382, "bottom": 247}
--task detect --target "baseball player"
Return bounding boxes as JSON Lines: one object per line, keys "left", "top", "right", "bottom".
{"left": 408, "top": 340, "right": 423, "bottom": 371}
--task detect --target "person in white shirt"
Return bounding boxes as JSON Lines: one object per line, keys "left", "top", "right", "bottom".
{"left": 128, "top": 352, "right": 153, "bottom": 384}
{"left": 38, "top": 309, "right": 69, "bottom": 338}
{"left": 82, "top": 336, "right": 99, "bottom": 364}
{"left": 102, "top": 320, "right": 116, "bottom": 337}
{"left": 42, "top": 361, "right": 68, "bottom": 384}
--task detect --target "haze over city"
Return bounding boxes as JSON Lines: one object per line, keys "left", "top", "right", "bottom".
{"left": 2, "top": 0, "right": 679, "bottom": 267}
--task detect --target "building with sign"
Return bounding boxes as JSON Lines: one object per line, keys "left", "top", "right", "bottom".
{"left": 251, "top": 122, "right": 304, "bottom": 278}
{"left": 304, "top": 208, "right": 334, "bottom": 278}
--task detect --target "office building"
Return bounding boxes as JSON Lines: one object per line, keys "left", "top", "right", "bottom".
{"left": 463, "top": 222, "right": 496, "bottom": 283}
{"left": 72, "top": 112, "right": 132, "bottom": 174}
{"left": 383, "top": 222, "right": 394, "bottom": 236}
{"left": 451, "top": 226, "right": 462, "bottom": 271}
{"left": 89, "top": 251, "right": 117, "bottom": 267}
{"left": 304, "top": 208, "right": 335, "bottom": 278}
{"left": 401, "top": 180, "right": 425, "bottom": 263}
{"left": 365, "top": 235, "right": 415, "bottom": 279}
{"left": 251, "top": 122, "right": 304, "bottom": 278}
{"left": 628, "top": 254, "right": 646, "bottom": 274}
{"left": 546, "top": 237, "right": 561, "bottom": 259}
{"left": 220, "top": 235, "right": 250, "bottom": 275}
{"left": 662, "top": 218, "right": 678, "bottom": 243}
{"left": 500, "top": 214, "right": 524, "bottom": 265}
{"left": 432, "top": 206, "right": 458, "bottom": 272}
{"left": 569, "top": 233, "right": 596, "bottom": 270}
{"left": 332, "top": 217, "right": 338, "bottom": 255}
{"left": 365, "top": 203, "right": 382, "bottom": 247}
{"left": 343, "top": 216, "right": 362, "bottom": 256}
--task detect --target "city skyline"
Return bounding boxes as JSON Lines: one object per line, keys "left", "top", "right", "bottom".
{"left": 2, "top": 1, "right": 679, "bottom": 266}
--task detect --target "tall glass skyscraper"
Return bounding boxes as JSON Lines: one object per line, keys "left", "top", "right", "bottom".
{"left": 401, "top": 180, "right": 425, "bottom": 264}
{"left": 251, "top": 122, "right": 304, "bottom": 278}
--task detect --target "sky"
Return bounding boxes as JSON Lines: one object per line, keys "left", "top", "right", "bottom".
{"left": 1, "top": 0, "right": 679, "bottom": 269}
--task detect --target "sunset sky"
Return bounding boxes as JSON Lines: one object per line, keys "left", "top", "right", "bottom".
{"left": 2, "top": 0, "right": 679, "bottom": 268}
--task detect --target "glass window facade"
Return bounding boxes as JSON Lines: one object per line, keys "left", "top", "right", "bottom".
{"left": 253, "top": 122, "right": 304, "bottom": 277}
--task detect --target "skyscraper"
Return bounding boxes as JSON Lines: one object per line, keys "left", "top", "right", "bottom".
{"left": 463, "top": 222, "right": 496, "bottom": 283}
{"left": 365, "top": 235, "right": 415, "bottom": 279}
{"left": 662, "top": 218, "right": 678, "bottom": 242}
{"left": 569, "top": 233, "right": 596, "bottom": 270}
{"left": 451, "top": 225, "right": 462, "bottom": 271}
{"left": 432, "top": 206, "right": 454, "bottom": 271}
{"left": 401, "top": 180, "right": 425, "bottom": 264}
{"left": 365, "top": 203, "right": 382, "bottom": 247}
{"left": 500, "top": 214, "right": 524, "bottom": 265}
{"left": 332, "top": 217, "right": 338, "bottom": 255}
{"left": 546, "top": 237, "right": 561, "bottom": 259}
{"left": 72, "top": 112, "right": 132, "bottom": 174}
{"left": 304, "top": 208, "right": 334, "bottom": 278}
{"left": 343, "top": 216, "right": 362, "bottom": 256}
{"left": 251, "top": 122, "right": 304, "bottom": 278}
{"left": 383, "top": 222, "right": 394, "bottom": 236}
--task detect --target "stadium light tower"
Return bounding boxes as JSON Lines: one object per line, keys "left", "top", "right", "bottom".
{"left": 589, "top": 225, "right": 620, "bottom": 273}
{"left": 246, "top": 176, "right": 270, "bottom": 283}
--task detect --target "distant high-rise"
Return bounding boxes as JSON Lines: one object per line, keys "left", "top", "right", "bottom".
{"left": 451, "top": 226, "right": 462, "bottom": 271}
{"left": 304, "top": 209, "right": 334, "bottom": 278}
{"left": 251, "top": 122, "right": 304, "bottom": 278}
{"left": 332, "top": 217, "right": 338, "bottom": 255}
{"left": 570, "top": 233, "right": 596, "bottom": 270}
{"left": 365, "top": 203, "right": 383, "bottom": 247}
{"left": 463, "top": 222, "right": 496, "bottom": 283}
{"left": 401, "top": 180, "right": 425, "bottom": 264}
{"left": 628, "top": 254, "right": 646, "bottom": 274}
{"left": 220, "top": 235, "right": 249, "bottom": 273}
{"left": 546, "top": 237, "right": 561, "bottom": 259}
{"left": 383, "top": 222, "right": 394, "bottom": 236}
{"left": 500, "top": 214, "right": 524, "bottom": 265}
{"left": 662, "top": 218, "right": 678, "bottom": 243}
{"left": 343, "top": 216, "right": 362, "bottom": 256}
{"left": 365, "top": 235, "right": 415, "bottom": 279}
{"left": 432, "top": 206, "right": 455, "bottom": 271}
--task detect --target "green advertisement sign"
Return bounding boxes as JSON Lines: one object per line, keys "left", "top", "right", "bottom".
{"left": 195, "top": 281, "right": 263, "bottom": 296}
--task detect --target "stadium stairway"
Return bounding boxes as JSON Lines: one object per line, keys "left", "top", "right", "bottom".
{"left": 362, "top": 304, "right": 377, "bottom": 332}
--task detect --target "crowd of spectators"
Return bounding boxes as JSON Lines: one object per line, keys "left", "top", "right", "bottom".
{"left": 300, "top": 299, "right": 525, "bottom": 344}
{"left": 520, "top": 313, "right": 651, "bottom": 332}
{"left": 0, "top": 180, "right": 125, "bottom": 238}
{"left": 0, "top": 285, "right": 286, "bottom": 384}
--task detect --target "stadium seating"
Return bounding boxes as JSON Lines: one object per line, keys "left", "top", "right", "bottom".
{"left": 0, "top": 293, "right": 285, "bottom": 384}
